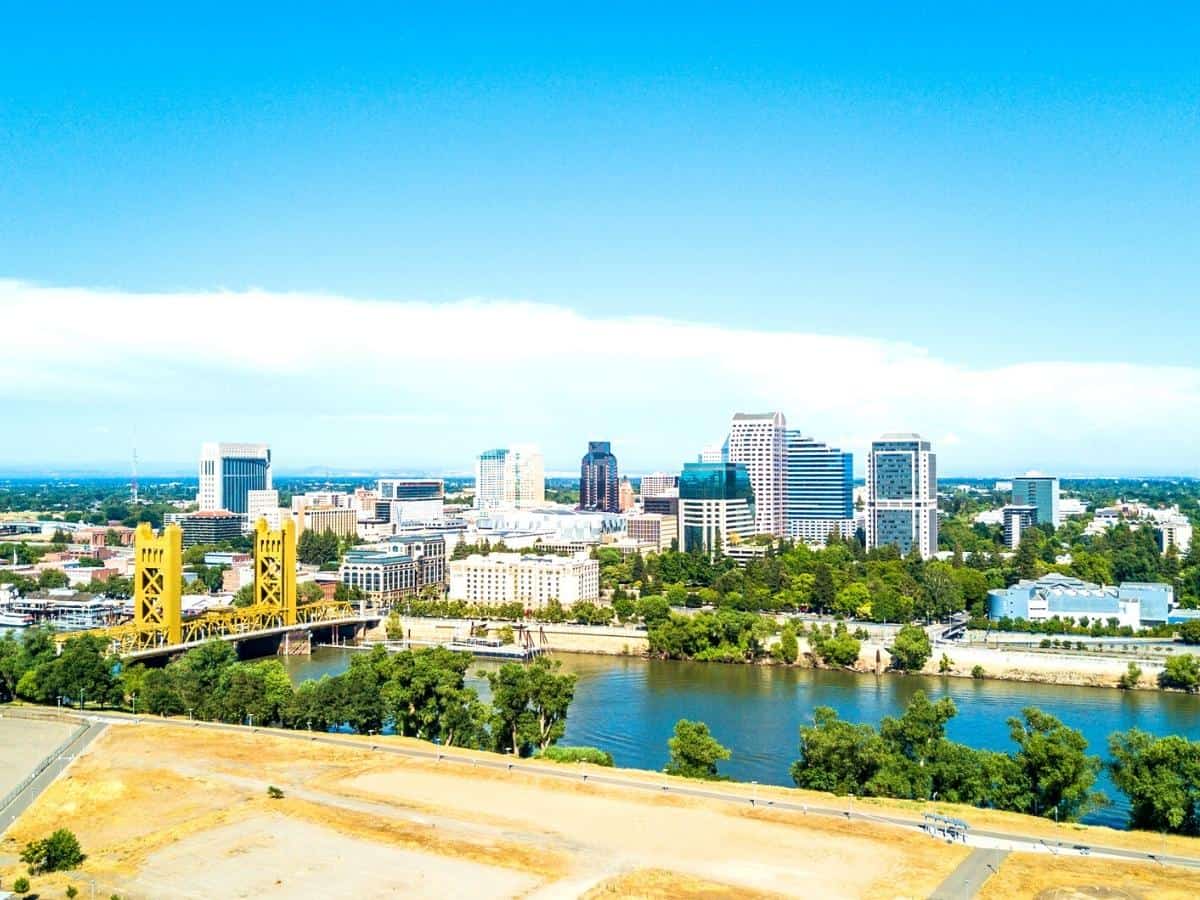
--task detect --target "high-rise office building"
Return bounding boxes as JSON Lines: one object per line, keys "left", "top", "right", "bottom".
{"left": 678, "top": 462, "right": 756, "bottom": 556}
{"left": 618, "top": 477, "right": 635, "bottom": 512}
{"left": 784, "top": 432, "right": 855, "bottom": 545}
{"left": 474, "top": 445, "right": 545, "bottom": 511}
{"left": 579, "top": 441, "right": 619, "bottom": 513}
{"left": 639, "top": 472, "right": 678, "bottom": 498}
{"left": 1012, "top": 473, "right": 1061, "bottom": 529}
{"left": 1003, "top": 505, "right": 1038, "bottom": 549}
{"left": 727, "top": 412, "right": 786, "bottom": 536}
{"left": 865, "top": 433, "right": 938, "bottom": 558}
{"left": 376, "top": 478, "right": 444, "bottom": 523}
{"left": 198, "top": 442, "right": 272, "bottom": 516}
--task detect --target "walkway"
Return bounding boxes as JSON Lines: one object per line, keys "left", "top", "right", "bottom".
{"left": 929, "top": 848, "right": 1008, "bottom": 899}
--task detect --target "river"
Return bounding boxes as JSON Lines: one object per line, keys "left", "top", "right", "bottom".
{"left": 281, "top": 648, "right": 1200, "bottom": 830}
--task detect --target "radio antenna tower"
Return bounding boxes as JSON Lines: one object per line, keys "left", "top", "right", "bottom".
{"left": 131, "top": 444, "right": 140, "bottom": 505}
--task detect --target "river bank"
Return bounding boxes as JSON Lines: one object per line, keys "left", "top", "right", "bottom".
{"left": 369, "top": 615, "right": 1180, "bottom": 692}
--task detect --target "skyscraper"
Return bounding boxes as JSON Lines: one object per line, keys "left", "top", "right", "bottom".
{"left": 865, "top": 433, "right": 938, "bottom": 558}
{"left": 678, "top": 462, "right": 756, "bottom": 556}
{"left": 579, "top": 441, "right": 619, "bottom": 513}
{"left": 198, "top": 442, "right": 272, "bottom": 516}
{"left": 727, "top": 412, "right": 786, "bottom": 536}
{"left": 1012, "top": 473, "right": 1060, "bottom": 528}
{"left": 784, "top": 432, "right": 854, "bottom": 545}
{"left": 474, "top": 445, "right": 545, "bottom": 512}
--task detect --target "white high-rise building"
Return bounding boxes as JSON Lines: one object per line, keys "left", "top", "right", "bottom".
{"left": 865, "top": 433, "right": 938, "bottom": 559}
{"left": 474, "top": 445, "right": 545, "bottom": 511}
{"left": 727, "top": 412, "right": 787, "bottom": 536}
{"left": 246, "top": 489, "right": 283, "bottom": 530}
{"left": 198, "top": 442, "right": 272, "bottom": 516}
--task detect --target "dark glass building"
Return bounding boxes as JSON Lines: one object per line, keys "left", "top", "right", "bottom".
{"left": 579, "top": 441, "right": 619, "bottom": 513}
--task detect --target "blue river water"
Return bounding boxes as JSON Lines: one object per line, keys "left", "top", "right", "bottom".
{"left": 280, "top": 649, "right": 1200, "bottom": 830}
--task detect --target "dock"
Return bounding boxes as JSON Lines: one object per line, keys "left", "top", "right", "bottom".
{"left": 319, "top": 637, "right": 545, "bottom": 660}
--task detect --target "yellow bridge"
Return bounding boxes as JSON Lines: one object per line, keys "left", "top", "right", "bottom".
{"left": 76, "top": 519, "right": 368, "bottom": 658}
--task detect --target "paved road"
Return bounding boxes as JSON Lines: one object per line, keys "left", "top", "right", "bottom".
{"left": 929, "top": 848, "right": 1009, "bottom": 899}
{"left": 15, "top": 709, "right": 1200, "bottom": 874}
{"left": 0, "top": 719, "right": 107, "bottom": 837}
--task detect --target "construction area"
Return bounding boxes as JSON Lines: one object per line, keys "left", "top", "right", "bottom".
{"left": 3, "top": 719, "right": 1199, "bottom": 899}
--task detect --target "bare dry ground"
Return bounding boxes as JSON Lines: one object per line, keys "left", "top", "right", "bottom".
{"left": 979, "top": 852, "right": 1199, "bottom": 900}
{"left": 2, "top": 722, "right": 1199, "bottom": 899}
{"left": 0, "top": 715, "right": 77, "bottom": 796}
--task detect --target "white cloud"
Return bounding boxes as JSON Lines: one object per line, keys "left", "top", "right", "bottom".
{"left": 4, "top": 278, "right": 1199, "bottom": 474}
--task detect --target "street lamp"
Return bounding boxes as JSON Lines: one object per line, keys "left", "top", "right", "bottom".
{"left": 187, "top": 707, "right": 193, "bottom": 721}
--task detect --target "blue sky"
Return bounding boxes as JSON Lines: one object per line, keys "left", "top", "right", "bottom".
{"left": 2, "top": 5, "right": 1198, "bottom": 475}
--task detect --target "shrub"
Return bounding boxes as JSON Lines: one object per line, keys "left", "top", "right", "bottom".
{"left": 971, "top": 665, "right": 985, "bottom": 679}
{"left": 13, "top": 876, "right": 30, "bottom": 894}
{"left": 938, "top": 654, "right": 953, "bottom": 674}
{"left": 66, "top": 887, "right": 78, "bottom": 899}
{"left": 20, "top": 828, "right": 85, "bottom": 874}
{"left": 1040, "top": 638, "right": 1051, "bottom": 649}
{"left": 1117, "top": 662, "right": 1142, "bottom": 690}
{"left": 775, "top": 626, "right": 799, "bottom": 665}
{"left": 1158, "top": 654, "right": 1200, "bottom": 692}
{"left": 536, "top": 745, "right": 614, "bottom": 767}
{"left": 266, "top": 785, "right": 285, "bottom": 799}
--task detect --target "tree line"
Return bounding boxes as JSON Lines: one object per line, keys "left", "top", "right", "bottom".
{"left": 0, "top": 627, "right": 576, "bottom": 758}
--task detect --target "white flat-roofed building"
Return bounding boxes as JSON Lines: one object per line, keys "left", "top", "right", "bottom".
{"left": 246, "top": 489, "right": 283, "bottom": 530}
{"left": 728, "top": 412, "right": 787, "bottom": 536}
{"left": 449, "top": 552, "right": 599, "bottom": 609}
{"left": 639, "top": 472, "right": 679, "bottom": 499}
{"left": 300, "top": 505, "right": 358, "bottom": 538}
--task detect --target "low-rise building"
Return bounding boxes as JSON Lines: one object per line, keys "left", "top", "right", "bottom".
{"left": 299, "top": 505, "right": 358, "bottom": 538}
{"left": 987, "top": 573, "right": 1175, "bottom": 629}
{"left": 338, "top": 533, "right": 446, "bottom": 605}
{"left": 448, "top": 552, "right": 599, "bottom": 610}
{"left": 625, "top": 512, "right": 677, "bottom": 552}
{"left": 180, "top": 511, "right": 243, "bottom": 547}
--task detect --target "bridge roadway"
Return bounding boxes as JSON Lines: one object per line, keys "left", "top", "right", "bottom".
{"left": 36, "top": 709, "right": 1200, "bottom": 877}
{"left": 123, "top": 613, "right": 381, "bottom": 661}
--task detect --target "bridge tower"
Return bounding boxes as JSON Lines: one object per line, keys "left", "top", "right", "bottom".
{"left": 133, "top": 522, "right": 182, "bottom": 645}
{"left": 254, "top": 518, "right": 297, "bottom": 626}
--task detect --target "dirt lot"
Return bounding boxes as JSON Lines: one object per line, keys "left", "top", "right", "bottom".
{"left": 0, "top": 714, "right": 77, "bottom": 796}
{"left": 2, "top": 722, "right": 1199, "bottom": 899}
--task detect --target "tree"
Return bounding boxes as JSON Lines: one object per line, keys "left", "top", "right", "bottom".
{"left": 811, "top": 563, "right": 836, "bottom": 613}
{"left": 1159, "top": 654, "right": 1200, "bottom": 692}
{"left": 1108, "top": 729, "right": 1200, "bottom": 835}
{"left": 20, "top": 828, "right": 86, "bottom": 873}
{"left": 487, "top": 657, "right": 577, "bottom": 756}
{"left": 636, "top": 595, "right": 670, "bottom": 629}
{"left": 1178, "top": 620, "right": 1200, "bottom": 645}
{"left": 297, "top": 528, "right": 340, "bottom": 567}
{"left": 810, "top": 623, "right": 861, "bottom": 668}
{"left": 38, "top": 568, "right": 70, "bottom": 589}
{"left": 890, "top": 625, "right": 932, "bottom": 672}
{"left": 920, "top": 562, "right": 964, "bottom": 622}
{"left": 232, "top": 583, "right": 255, "bottom": 607}
{"left": 776, "top": 626, "right": 799, "bottom": 664}
{"left": 1005, "top": 707, "right": 1103, "bottom": 821}
{"left": 298, "top": 581, "right": 326, "bottom": 604}
{"left": 665, "top": 719, "right": 731, "bottom": 780}
{"left": 0, "top": 631, "right": 23, "bottom": 701}
{"left": 43, "top": 635, "right": 120, "bottom": 709}
{"left": 833, "top": 582, "right": 871, "bottom": 619}
{"left": 791, "top": 706, "right": 888, "bottom": 795}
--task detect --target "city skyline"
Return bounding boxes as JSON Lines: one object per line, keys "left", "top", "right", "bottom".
{"left": 5, "top": 279, "right": 1200, "bottom": 477}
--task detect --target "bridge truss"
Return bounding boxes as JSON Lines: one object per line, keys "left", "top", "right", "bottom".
{"left": 69, "top": 519, "right": 352, "bottom": 656}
